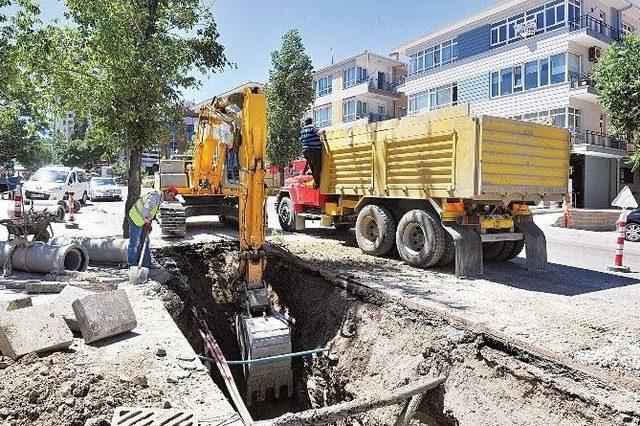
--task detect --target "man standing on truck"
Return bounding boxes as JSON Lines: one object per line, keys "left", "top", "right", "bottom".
{"left": 128, "top": 186, "right": 178, "bottom": 267}
{"left": 300, "top": 117, "right": 324, "bottom": 189}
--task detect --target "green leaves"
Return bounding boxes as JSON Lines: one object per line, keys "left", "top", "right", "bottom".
{"left": 594, "top": 34, "right": 640, "bottom": 167}
{"left": 266, "top": 29, "right": 315, "bottom": 170}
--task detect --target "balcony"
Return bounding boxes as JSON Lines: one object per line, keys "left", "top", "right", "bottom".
{"left": 569, "top": 73, "right": 599, "bottom": 102}
{"left": 569, "top": 15, "right": 622, "bottom": 47}
{"left": 368, "top": 113, "right": 391, "bottom": 123}
{"left": 343, "top": 77, "right": 402, "bottom": 99}
{"left": 572, "top": 130, "right": 628, "bottom": 152}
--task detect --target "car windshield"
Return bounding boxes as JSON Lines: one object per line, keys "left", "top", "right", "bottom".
{"left": 30, "top": 169, "right": 69, "bottom": 183}
{"left": 93, "top": 178, "right": 117, "bottom": 186}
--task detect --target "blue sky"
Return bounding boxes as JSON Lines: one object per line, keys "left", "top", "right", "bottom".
{"left": 35, "top": 0, "right": 498, "bottom": 103}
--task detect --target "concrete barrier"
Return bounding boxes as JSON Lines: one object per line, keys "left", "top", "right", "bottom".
{"left": 554, "top": 209, "right": 621, "bottom": 231}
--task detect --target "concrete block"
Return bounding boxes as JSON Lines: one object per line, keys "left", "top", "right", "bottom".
{"left": 0, "top": 306, "right": 74, "bottom": 359}
{"left": 26, "top": 281, "right": 118, "bottom": 294}
{"left": 72, "top": 289, "right": 137, "bottom": 344}
{"left": 5, "top": 296, "right": 32, "bottom": 311}
{"left": 49, "top": 285, "right": 95, "bottom": 331}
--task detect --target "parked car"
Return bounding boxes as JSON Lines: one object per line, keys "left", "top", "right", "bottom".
{"left": 625, "top": 209, "right": 640, "bottom": 242}
{"left": 22, "top": 166, "right": 90, "bottom": 204}
{"left": 88, "top": 177, "right": 122, "bottom": 201}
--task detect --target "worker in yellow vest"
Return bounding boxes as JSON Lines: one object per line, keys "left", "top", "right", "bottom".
{"left": 128, "top": 186, "right": 178, "bottom": 267}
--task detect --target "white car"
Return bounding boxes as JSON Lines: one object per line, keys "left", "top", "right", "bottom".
{"left": 22, "top": 166, "right": 90, "bottom": 204}
{"left": 88, "top": 177, "right": 122, "bottom": 201}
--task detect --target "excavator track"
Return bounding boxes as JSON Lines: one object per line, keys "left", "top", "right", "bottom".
{"left": 159, "top": 202, "right": 187, "bottom": 238}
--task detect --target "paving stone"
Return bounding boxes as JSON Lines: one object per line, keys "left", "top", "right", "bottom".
{"left": 2, "top": 295, "right": 32, "bottom": 311}
{"left": 49, "top": 285, "right": 95, "bottom": 331}
{"left": 72, "top": 289, "right": 137, "bottom": 344}
{"left": 0, "top": 306, "right": 74, "bottom": 359}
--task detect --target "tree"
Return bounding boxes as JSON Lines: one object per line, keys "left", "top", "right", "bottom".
{"left": 266, "top": 29, "right": 315, "bottom": 185}
{"left": 0, "top": 0, "right": 52, "bottom": 169}
{"left": 594, "top": 34, "right": 640, "bottom": 167}
{"left": 45, "top": 0, "right": 231, "bottom": 236}
{"left": 54, "top": 118, "right": 116, "bottom": 170}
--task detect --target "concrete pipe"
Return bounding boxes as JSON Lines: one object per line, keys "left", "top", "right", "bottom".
{"left": 0, "top": 242, "right": 89, "bottom": 274}
{"left": 50, "top": 236, "right": 128, "bottom": 264}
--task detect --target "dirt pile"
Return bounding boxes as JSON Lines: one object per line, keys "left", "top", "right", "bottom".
{"left": 0, "top": 351, "right": 161, "bottom": 426}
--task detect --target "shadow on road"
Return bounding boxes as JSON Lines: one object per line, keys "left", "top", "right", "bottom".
{"left": 483, "top": 258, "right": 640, "bottom": 296}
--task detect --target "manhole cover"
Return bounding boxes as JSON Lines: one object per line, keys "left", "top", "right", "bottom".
{"left": 111, "top": 407, "right": 199, "bottom": 426}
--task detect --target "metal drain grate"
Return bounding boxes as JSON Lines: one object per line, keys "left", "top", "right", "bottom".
{"left": 111, "top": 407, "right": 199, "bottom": 426}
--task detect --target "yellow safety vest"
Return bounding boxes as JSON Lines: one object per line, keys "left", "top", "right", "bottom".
{"left": 128, "top": 192, "right": 160, "bottom": 227}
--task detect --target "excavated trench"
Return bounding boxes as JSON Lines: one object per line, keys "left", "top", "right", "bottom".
{"left": 155, "top": 242, "right": 639, "bottom": 425}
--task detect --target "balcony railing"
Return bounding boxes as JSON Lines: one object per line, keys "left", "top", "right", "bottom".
{"left": 368, "top": 113, "right": 391, "bottom": 123}
{"left": 569, "top": 72, "right": 596, "bottom": 89}
{"left": 368, "top": 78, "right": 396, "bottom": 93}
{"left": 569, "top": 15, "right": 621, "bottom": 42}
{"left": 571, "top": 130, "right": 627, "bottom": 150}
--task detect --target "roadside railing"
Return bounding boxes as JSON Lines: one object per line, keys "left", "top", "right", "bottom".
{"left": 569, "top": 15, "right": 622, "bottom": 42}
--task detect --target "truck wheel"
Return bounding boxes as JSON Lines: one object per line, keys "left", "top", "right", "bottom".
{"left": 504, "top": 239, "right": 525, "bottom": 261}
{"left": 437, "top": 230, "right": 456, "bottom": 267}
{"left": 395, "top": 209, "right": 445, "bottom": 268}
{"left": 494, "top": 241, "right": 516, "bottom": 262}
{"left": 277, "top": 196, "right": 296, "bottom": 232}
{"left": 356, "top": 205, "right": 396, "bottom": 256}
{"left": 482, "top": 242, "right": 504, "bottom": 261}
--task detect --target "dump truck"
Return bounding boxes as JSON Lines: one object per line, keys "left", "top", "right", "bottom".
{"left": 275, "top": 104, "right": 570, "bottom": 278}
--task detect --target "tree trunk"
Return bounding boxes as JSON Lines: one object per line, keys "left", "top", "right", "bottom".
{"left": 279, "top": 164, "right": 285, "bottom": 187}
{"left": 122, "top": 147, "right": 142, "bottom": 237}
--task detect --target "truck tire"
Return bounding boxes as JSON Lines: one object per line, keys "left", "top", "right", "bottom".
{"left": 437, "top": 230, "right": 456, "bottom": 267}
{"left": 356, "top": 205, "right": 396, "bottom": 256}
{"left": 482, "top": 242, "right": 504, "bottom": 261}
{"left": 494, "top": 241, "right": 516, "bottom": 262}
{"left": 395, "top": 209, "right": 445, "bottom": 268}
{"left": 504, "top": 238, "right": 525, "bottom": 261}
{"left": 277, "top": 196, "right": 296, "bottom": 232}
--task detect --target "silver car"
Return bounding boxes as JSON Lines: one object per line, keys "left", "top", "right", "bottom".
{"left": 88, "top": 177, "right": 122, "bottom": 201}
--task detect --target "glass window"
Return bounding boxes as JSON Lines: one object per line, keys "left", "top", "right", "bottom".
{"left": 425, "top": 47, "right": 434, "bottom": 69}
{"left": 343, "top": 67, "right": 356, "bottom": 88}
{"left": 539, "top": 58, "right": 549, "bottom": 86}
{"left": 525, "top": 61, "right": 538, "bottom": 90}
{"left": 498, "top": 25, "right": 507, "bottom": 43}
{"left": 343, "top": 99, "right": 356, "bottom": 122}
{"left": 356, "top": 101, "right": 367, "bottom": 118}
{"left": 433, "top": 46, "right": 441, "bottom": 67}
{"left": 550, "top": 107, "right": 566, "bottom": 127}
{"left": 500, "top": 68, "right": 513, "bottom": 95}
{"left": 568, "top": 53, "right": 581, "bottom": 81}
{"left": 452, "top": 41, "right": 458, "bottom": 60}
{"left": 433, "top": 85, "right": 452, "bottom": 108}
{"left": 442, "top": 40, "right": 452, "bottom": 63}
{"left": 550, "top": 53, "right": 565, "bottom": 84}
{"left": 491, "top": 28, "right": 498, "bottom": 44}
{"left": 417, "top": 51, "right": 424, "bottom": 73}
{"left": 568, "top": 0, "right": 581, "bottom": 24}
{"left": 314, "top": 105, "right": 332, "bottom": 127}
{"left": 409, "top": 91, "right": 429, "bottom": 115}
{"left": 491, "top": 71, "right": 499, "bottom": 97}
{"left": 357, "top": 67, "right": 368, "bottom": 83}
{"left": 513, "top": 65, "right": 523, "bottom": 92}
{"left": 316, "top": 75, "right": 332, "bottom": 97}
{"left": 409, "top": 54, "right": 417, "bottom": 75}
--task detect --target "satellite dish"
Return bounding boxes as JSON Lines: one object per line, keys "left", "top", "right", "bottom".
{"left": 611, "top": 185, "right": 638, "bottom": 209}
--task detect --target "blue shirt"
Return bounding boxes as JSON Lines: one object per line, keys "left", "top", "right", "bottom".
{"left": 300, "top": 124, "right": 322, "bottom": 150}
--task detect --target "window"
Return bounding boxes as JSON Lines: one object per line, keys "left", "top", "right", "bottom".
{"left": 550, "top": 53, "right": 565, "bottom": 84}
{"left": 315, "top": 75, "right": 332, "bottom": 97}
{"left": 500, "top": 68, "right": 513, "bottom": 95}
{"left": 491, "top": 0, "right": 569, "bottom": 47}
{"left": 408, "top": 38, "right": 457, "bottom": 75}
{"left": 568, "top": 0, "right": 581, "bottom": 24}
{"left": 342, "top": 99, "right": 366, "bottom": 122}
{"left": 378, "top": 104, "right": 386, "bottom": 116}
{"left": 408, "top": 91, "right": 429, "bottom": 115}
{"left": 539, "top": 58, "right": 549, "bottom": 86}
{"left": 513, "top": 65, "right": 523, "bottom": 92}
{"left": 343, "top": 67, "right": 356, "bottom": 88}
{"left": 525, "top": 61, "right": 538, "bottom": 90}
{"left": 518, "top": 107, "right": 580, "bottom": 132}
{"left": 433, "top": 84, "right": 454, "bottom": 109}
{"left": 567, "top": 107, "right": 582, "bottom": 136}
{"left": 491, "top": 71, "right": 499, "bottom": 97}
{"left": 567, "top": 53, "right": 581, "bottom": 81}
{"left": 343, "top": 66, "right": 367, "bottom": 89}
{"left": 314, "top": 104, "right": 332, "bottom": 128}
{"left": 550, "top": 107, "right": 566, "bottom": 127}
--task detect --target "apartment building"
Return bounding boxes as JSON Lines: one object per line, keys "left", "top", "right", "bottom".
{"left": 394, "top": 0, "right": 640, "bottom": 208}
{"left": 311, "top": 51, "right": 407, "bottom": 129}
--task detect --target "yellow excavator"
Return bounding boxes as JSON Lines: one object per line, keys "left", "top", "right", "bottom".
{"left": 156, "top": 87, "right": 292, "bottom": 403}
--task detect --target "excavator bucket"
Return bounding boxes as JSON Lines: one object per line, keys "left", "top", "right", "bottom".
{"left": 236, "top": 313, "right": 293, "bottom": 404}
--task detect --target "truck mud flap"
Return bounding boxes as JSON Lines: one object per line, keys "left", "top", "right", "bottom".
{"left": 443, "top": 224, "right": 483, "bottom": 279}
{"left": 518, "top": 221, "right": 547, "bottom": 271}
